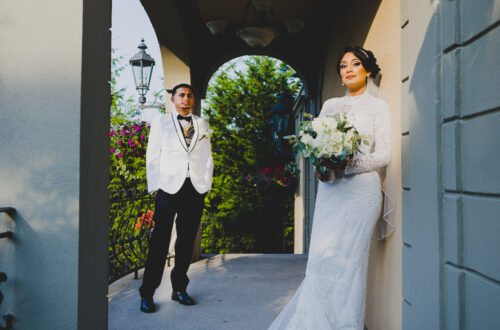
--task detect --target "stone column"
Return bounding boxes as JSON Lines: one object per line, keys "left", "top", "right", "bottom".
{"left": 0, "top": 1, "right": 110, "bottom": 328}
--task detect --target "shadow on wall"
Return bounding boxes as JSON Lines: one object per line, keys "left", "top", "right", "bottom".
{"left": 403, "top": 0, "right": 500, "bottom": 329}
{"left": 403, "top": 3, "right": 441, "bottom": 326}
{"left": 1, "top": 152, "right": 81, "bottom": 327}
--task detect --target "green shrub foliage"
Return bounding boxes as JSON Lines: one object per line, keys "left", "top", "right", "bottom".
{"left": 201, "top": 56, "right": 300, "bottom": 253}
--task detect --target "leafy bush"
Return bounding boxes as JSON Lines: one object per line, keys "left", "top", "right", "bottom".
{"left": 201, "top": 56, "right": 300, "bottom": 253}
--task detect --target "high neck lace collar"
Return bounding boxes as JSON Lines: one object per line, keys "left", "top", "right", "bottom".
{"left": 345, "top": 91, "right": 371, "bottom": 100}
{"left": 341, "top": 91, "right": 372, "bottom": 107}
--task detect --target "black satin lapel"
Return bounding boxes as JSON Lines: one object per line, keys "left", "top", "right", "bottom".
{"left": 171, "top": 113, "right": 188, "bottom": 153}
{"left": 188, "top": 116, "right": 200, "bottom": 154}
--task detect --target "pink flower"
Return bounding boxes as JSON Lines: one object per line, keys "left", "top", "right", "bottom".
{"left": 135, "top": 126, "right": 140, "bottom": 131}
{"left": 128, "top": 140, "right": 132, "bottom": 144}
{"left": 111, "top": 131, "right": 116, "bottom": 135}
{"left": 131, "top": 143, "right": 135, "bottom": 147}
{"left": 140, "top": 135, "right": 144, "bottom": 140}
{"left": 110, "top": 148, "right": 114, "bottom": 153}
{"left": 118, "top": 141, "right": 122, "bottom": 145}
{"left": 117, "top": 153, "right": 122, "bottom": 158}
{"left": 129, "top": 131, "right": 133, "bottom": 135}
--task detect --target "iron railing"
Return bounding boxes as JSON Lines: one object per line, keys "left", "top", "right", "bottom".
{"left": 108, "top": 181, "right": 169, "bottom": 283}
{"left": 108, "top": 181, "right": 295, "bottom": 282}
{"left": 0, "top": 207, "right": 15, "bottom": 330}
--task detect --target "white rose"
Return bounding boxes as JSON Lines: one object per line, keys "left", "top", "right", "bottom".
{"left": 333, "top": 144, "right": 344, "bottom": 157}
{"left": 311, "top": 118, "right": 324, "bottom": 132}
{"left": 300, "top": 133, "right": 315, "bottom": 147}
{"left": 343, "top": 130, "right": 355, "bottom": 152}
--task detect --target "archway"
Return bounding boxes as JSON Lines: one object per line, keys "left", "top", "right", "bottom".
{"left": 199, "top": 55, "right": 303, "bottom": 254}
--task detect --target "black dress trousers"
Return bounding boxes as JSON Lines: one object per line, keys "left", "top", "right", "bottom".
{"left": 139, "top": 178, "right": 206, "bottom": 299}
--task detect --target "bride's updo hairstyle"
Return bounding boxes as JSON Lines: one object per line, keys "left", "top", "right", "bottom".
{"left": 336, "top": 46, "right": 381, "bottom": 78}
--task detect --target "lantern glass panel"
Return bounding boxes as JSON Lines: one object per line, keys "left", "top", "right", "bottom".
{"left": 132, "top": 62, "right": 154, "bottom": 93}
{"left": 143, "top": 64, "right": 153, "bottom": 89}
{"left": 132, "top": 65, "right": 142, "bottom": 90}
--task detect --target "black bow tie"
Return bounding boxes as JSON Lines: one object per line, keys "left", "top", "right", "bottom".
{"left": 177, "top": 114, "right": 192, "bottom": 122}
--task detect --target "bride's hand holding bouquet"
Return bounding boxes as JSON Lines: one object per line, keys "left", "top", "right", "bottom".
{"left": 285, "top": 112, "right": 369, "bottom": 183}
{"left": 315, "top": 158, "right": 347, "bottom": 183}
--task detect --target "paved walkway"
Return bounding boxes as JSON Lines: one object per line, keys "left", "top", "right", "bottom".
{"left": 108, "top": 254, "right": 307, "bottom": 330}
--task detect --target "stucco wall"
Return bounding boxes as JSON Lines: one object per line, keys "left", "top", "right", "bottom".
{"left": 0, "top": 1, "right": 110, "bottom": 329}
{"left": 401, "top": 0, "right": 500, "bottom": 328}
{"left": 362, "top": 1, "right": 402, "bottom": 329}
{"left": 322, "top": 0, "right": 402, "bottom": 329}
{"left": 439, "top": 0, "right": 500, "bottom": 329}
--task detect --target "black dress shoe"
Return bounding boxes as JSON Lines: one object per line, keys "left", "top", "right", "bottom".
{"left": 140, "top": 297, "right": 156, "bottom": 313}
{"left": 171, "top": 290, "right": 195, "bottom": 305}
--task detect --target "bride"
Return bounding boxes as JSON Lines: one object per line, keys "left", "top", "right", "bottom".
{"left": 269, "top": 46, "right": 392, "bottom": 330}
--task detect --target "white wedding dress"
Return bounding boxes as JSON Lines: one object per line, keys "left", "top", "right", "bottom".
{"left": 269, "top": 91, "right": 392, "bottom": 330}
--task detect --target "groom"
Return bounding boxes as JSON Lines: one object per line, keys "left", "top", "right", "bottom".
{"left": 139, "top": 83, "right": 213, "bottom": 313}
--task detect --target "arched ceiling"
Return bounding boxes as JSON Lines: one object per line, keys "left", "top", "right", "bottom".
{"left": 197, "top": 0, "right": 316, "bottom": 25}
{"left": 139, "top": 0, "right": 344, "bottom": 97}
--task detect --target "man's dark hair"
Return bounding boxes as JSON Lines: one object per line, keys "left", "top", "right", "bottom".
{"left": 336, "top": 46, "right": 381, "bottom": 78}
{"left": 172, "top": 83, "right": 195, "bottom": 96}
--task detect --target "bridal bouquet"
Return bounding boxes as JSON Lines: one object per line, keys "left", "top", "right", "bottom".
{"left": 285, "top": 113, "right": 368, "bottom": 182}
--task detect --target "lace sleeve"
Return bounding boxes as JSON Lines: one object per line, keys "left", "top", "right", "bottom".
{"left": 345, "top": 100, "right": 392, "bottom": 175}
{"left": 318, "top": 98, "right": 338, "bottom": 117}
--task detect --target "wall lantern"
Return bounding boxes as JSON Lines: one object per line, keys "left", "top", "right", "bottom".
{"left": 129, "top": 39, "right": 155, "bottom": 105}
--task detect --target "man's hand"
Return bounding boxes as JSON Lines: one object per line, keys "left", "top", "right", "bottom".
{"left": 153, "top": 190, "right": 158, "bottom": 198}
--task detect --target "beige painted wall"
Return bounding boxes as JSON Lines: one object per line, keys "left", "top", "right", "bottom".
{"left": 294, "top": 159, "right": 305, "bottom": 253}
{"left": 160, "top": 45, "right": 191, "bottom": 114}
{"left": 362, "top": 1, "right": 402, "bottom": 329}
{"left": 322, "top": 0, "right": 402, "bottom": 329}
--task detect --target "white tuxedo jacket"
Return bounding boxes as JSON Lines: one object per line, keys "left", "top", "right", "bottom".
{"left": 146, "top": 112, "right": 214, "bottom": 194}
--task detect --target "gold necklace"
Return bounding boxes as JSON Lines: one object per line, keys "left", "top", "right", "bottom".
{"left": 182, "top": 120, "right": 192, "bottom": 136}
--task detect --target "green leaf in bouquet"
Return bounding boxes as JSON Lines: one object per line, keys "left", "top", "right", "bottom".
{"left": 338, "top": 121, "right": 347, "bottom": 131}
{"left": 308, "top": 156, "right": 317, "bottom": 164}
{"left": 363, "top": 140, "right": 370, "bottom": 146}
{"left": 298, "top": 122, "right": 309, "bottom": 130}
{"left": 304, "top": 112, "right": 314, "bottom": 119}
